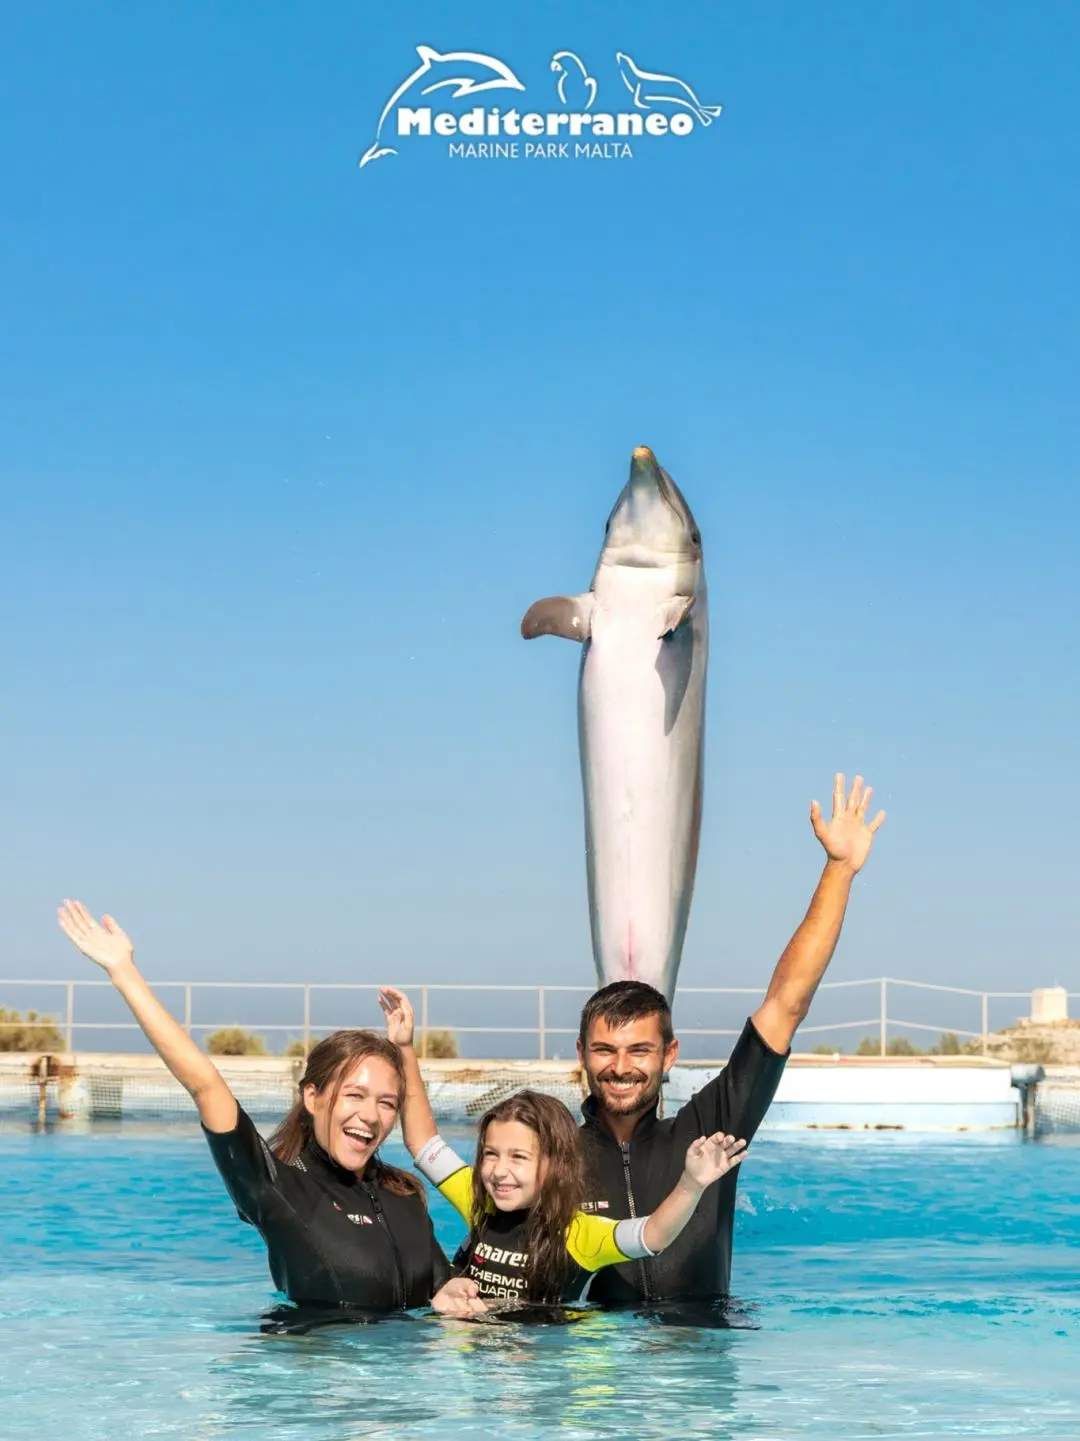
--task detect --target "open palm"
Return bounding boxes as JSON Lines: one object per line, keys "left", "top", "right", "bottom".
{"left": 810, "top": 774, "right": 886, "bottom": 873}
{"left": 57, "top": 900, "right": 134, "bottom": 973}
{"left": 684, "top": 1133, "right": 747, "bottom": 1188}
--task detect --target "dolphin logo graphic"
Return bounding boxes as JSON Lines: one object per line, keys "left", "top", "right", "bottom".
{"left": 550, "top": 51, "right": 597, "bottom": 110}
{"left": 614, "top": 52, "right": 722, "bottom": 126}
{"left": 359, "top": 44, "right": 527, "bottom": 168}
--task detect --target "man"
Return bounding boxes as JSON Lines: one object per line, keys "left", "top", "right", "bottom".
{"left": 576, "top": 773, "right": 885, "bottom": 1304}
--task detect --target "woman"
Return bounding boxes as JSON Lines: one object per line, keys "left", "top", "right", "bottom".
{"left": 57, "top": 900, "right": 478, "bottom": 1319}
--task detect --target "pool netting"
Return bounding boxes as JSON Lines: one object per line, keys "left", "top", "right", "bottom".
{"left": 0, "top": 1065, "right": 587, "bottom": 1124}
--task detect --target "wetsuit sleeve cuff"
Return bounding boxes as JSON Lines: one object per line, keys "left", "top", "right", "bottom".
{"left": 613, "top": 1216, "right": 655, "bottom": 1259}
{"left": 748, "top": 1014, "right": 791, "bottom": 1059}
{"left": 414, "top": 1133, "right": 469, "bottom": 1186}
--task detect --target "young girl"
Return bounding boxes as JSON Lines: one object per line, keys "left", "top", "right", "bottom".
{"left": 380, "top": 987, "right": 747, "bottom": 1308}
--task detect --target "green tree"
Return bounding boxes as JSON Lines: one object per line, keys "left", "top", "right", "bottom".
{"left": 926, "top": 1031, "right": 965, "bottom": 1055}
{"left": 205, "top": 1026, "right": 268, "bottom": 1057}
{"left": 0, "top": 1007, "right": 65, "bottom": 1052}
{"left": 418, "top": 1030, "right": 458, "bottom": 1059}
{"left": 855, "top": 1035, "right": 923, "bottom": 1057}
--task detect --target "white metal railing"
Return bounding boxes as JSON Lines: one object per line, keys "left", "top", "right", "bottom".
{"left": 0, "top": 977, "right": 1069, "bottom": 1059}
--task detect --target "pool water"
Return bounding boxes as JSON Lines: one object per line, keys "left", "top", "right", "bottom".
{"left": 4, "top": 1123, "right": 1079, "bottom": 1438}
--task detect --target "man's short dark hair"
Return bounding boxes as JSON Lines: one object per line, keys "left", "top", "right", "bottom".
{"left": 578, "top": 981, "right": 674, "bottom": 1047}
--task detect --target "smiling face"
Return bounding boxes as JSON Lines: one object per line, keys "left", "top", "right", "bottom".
{"left": 303, "top": 1054, "right": 402, "bottom": 1175}
{"left": 479, "top": 1118, "right": 546, "bottom": 1212}
{"left": 578, "top": 1013, "right": 679, "bottom": 1121}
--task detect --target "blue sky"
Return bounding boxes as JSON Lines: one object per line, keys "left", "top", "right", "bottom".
{"left": 1, "top": 2, "right": 1077, "bottom": 1032}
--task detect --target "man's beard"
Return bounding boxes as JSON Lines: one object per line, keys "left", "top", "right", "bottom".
{"left": 591, "top": 1068, "right": 663, "bottom": 1117}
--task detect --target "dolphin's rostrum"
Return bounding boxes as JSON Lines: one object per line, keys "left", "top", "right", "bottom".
{"left": 522, "top": 447, "right": 708, "bottom": 1000}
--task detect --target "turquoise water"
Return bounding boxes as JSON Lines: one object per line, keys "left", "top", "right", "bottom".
{"left": 4, "top": 1122, "right": 1079, "bottom": 1439}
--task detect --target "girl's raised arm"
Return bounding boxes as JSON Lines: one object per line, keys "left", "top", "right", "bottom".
{"left": 641, "top": 1134, "right": 748, "bottom": 1254}
{"left": 56, "top": 900, "right": 238, "bottom": 1133}
{"left": 379, "top": 986, "right": 437, "bottom": 1157}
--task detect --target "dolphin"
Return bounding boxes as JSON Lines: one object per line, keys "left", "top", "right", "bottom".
{"left": 359, "top": 45, "right": 526, "bottom": 168}
{"left": 522, "top": 447, "right": 708, "bottom": 1001}
{"left": 615, "top": 53, "right": 723, "bottom": 126}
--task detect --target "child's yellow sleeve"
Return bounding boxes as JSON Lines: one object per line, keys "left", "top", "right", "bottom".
{"left": 565, "top": 1212, "right": 654, "bottom": 1272}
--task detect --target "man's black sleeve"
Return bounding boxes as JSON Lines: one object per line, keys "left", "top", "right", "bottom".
{"left": 680, "top": 1018, "right": 788, "bottom": 1142}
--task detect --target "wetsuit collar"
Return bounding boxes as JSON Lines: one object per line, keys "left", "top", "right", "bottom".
{"left": 302, "top": 1136, "right": 361, "bottom": 1188}
{"left": 486, "top": 1205, "right": 532, "bottom": 1233}
{"left": 580, "top": 1091, "right": 660, "bottom": 1144}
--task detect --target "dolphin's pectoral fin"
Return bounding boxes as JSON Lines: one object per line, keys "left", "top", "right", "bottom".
{"left": 657, "top": 619, "right": 694, "bottom": 733}
{"left": 658, "top": 594, "right": 694, "bottom": 637}
{"left": 521, "top": 593, "right": 594, "bottom": 642}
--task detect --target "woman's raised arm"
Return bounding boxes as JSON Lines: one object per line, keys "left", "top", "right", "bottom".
{"left": 57, "top": 900, "right": 238, "bottom": 1133}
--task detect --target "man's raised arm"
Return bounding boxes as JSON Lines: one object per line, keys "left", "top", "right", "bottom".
{"left": 751, "top": 774, "right": 886, "bottom": 1055}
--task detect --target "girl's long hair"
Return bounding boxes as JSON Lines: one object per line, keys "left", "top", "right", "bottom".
{"left": 268, "top": 1029, "right": 422, "bottom": 1198}
{"left": 469, "top": 1089, "right": 585, "bottom": 1303}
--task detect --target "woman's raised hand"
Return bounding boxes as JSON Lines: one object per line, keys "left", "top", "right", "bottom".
{"left": 57, "top": 900, "right": 134, "bottom": 975}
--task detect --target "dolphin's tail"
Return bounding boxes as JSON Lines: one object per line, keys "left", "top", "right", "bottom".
{"left": 359, "top": 141, "right": 397, "bottom": 168}
{"left": 694, "top": 104, "right": 723, "bottom": 127}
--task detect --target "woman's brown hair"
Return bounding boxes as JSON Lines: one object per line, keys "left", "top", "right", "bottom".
{"left": 268, "top": 1029, "right": 422, "bottom": 1198}
{"left": 468, "top": 1089, "right": 585, "bottom": 1303}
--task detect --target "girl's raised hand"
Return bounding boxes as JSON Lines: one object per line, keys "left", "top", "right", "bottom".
{"left": 378, "top": 986, "right": 415, "bottom": 1048}
{"left": 683, "top": 1133, "right": 747, "bottom": 1190}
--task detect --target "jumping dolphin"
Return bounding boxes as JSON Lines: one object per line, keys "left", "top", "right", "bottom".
{"left": 522, "top": 446, "right": 708, "bottom": 1000}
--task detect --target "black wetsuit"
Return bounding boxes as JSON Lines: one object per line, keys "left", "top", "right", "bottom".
{"left": 204, "top": 1105, "right": 449, "bottom": 1309}
{"left": 449, "top": 1210, "right": 586, "bottom": 1304}
{"left": 579, "top": 1017, "right": 787, "bottom": 1304}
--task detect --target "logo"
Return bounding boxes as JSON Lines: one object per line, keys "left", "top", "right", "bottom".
{"left": 359, "top": 45, "right": 721, "bottom": 167}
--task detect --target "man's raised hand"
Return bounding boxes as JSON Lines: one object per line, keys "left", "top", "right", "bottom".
{"left": 810, "top": 773, "right": 886, "bottom": 874}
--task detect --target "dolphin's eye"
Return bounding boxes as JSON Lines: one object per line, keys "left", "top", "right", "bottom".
{"left": 690, "top": 529, "right": 701, "bottom": 545}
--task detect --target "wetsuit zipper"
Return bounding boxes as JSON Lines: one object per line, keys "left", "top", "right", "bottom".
{"left": 364, "top": 1182, "right": 406, "bottom": 1311}
{"left": 619, "top": 1141, "right": 652, "bottom": 1301}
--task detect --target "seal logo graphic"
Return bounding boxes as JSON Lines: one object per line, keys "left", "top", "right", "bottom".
{"left": 615, "top": 52, "right": 723, "bottom": 125}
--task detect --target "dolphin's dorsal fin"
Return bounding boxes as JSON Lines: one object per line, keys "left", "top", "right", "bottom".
{"left": 658, "top": 594, "right": 694, "bottom": 637}
{"left": 415, "top": 44, "right": 440, "bottom": 63}
{"left": 521, "top": 593, "right": 594, "bottom": 642}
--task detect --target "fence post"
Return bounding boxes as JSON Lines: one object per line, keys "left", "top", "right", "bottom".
{"left": 538, "top": 987, "right": 546, "bottom": 1061}
{"left": 302, "top": 985, "right": 311, "bottom": 1055}
{"left": 184, "top": 984, "right": 193, "bottom": 1037}
{"left": 65, "top": 981, "right": 75, "bottom": 1053}
{"left": 981, "top": 992, "right": 989, "bottom": 1057}
{"left": 420, "top": 987, "right": 429, "bottom": 1060}
{"left": 879, "top": 978, "right": 887, "bottom": 1058}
